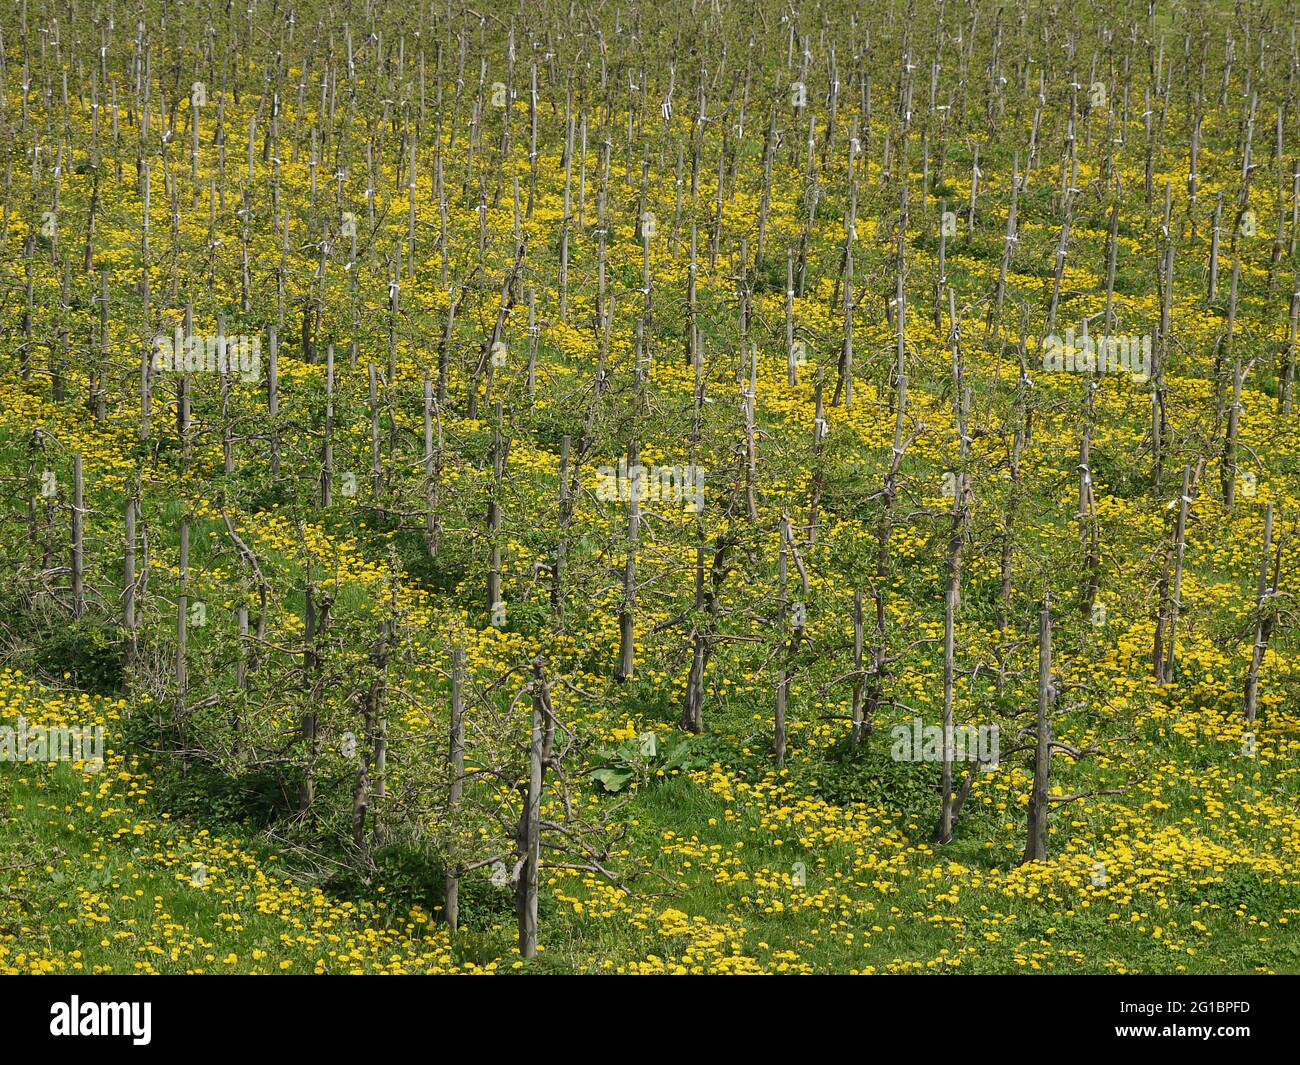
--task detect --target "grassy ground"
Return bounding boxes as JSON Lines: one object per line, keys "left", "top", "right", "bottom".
{"left": 3, "top": 0, "right": 1300, "bottom": 976}
{"left": 4, "top": 661, "right": 1299, "bottom": 974}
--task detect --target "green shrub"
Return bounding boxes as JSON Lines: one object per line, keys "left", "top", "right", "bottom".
{"left": 33, "top": 620, "right": 124, "bottom": 695}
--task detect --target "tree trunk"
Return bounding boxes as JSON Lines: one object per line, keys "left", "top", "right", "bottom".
{"left": 1023, "top": 597, "right": 1053, "bottom": 864}
{"left": 445, "top": 645, "right": 466, "bottom": 929}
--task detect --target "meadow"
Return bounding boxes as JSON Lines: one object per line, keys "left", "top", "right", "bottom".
{"left": 1, "top": 0, "right": 1299, "bottom": 975}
